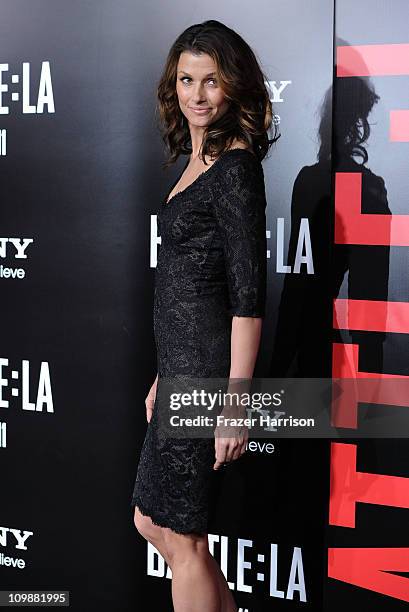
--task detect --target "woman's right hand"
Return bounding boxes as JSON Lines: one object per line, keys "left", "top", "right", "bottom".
{"left": 145, "top": 374, "right": 158, "bottom": 423}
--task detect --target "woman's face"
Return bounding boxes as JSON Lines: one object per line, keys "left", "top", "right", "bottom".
{"left": 175, "top": 51, "right": 230, "bottom": 128}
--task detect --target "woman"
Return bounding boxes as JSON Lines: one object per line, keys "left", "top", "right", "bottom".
{"left": 131, "top": 19, "right": 278, "bottom": 612}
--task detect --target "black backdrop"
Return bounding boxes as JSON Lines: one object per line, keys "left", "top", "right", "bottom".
{"left": 0, "top": 1, "right": 407, "bottom": 611}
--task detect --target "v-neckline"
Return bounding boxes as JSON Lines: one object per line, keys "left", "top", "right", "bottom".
{"left": 163, "top": 147, "right": 255, "bottom": 206}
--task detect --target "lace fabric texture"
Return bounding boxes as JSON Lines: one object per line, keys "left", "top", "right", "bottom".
{"left": 131, "top": 148, "right": 267, "bottom": 534}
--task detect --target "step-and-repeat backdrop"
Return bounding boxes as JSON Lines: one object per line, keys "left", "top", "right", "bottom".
{"left": 0, "top": 1, "right": 407, "bottom": 610}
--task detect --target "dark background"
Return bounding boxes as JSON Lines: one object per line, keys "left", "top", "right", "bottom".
{"left": 0, "top": 1, "right": 407, "bottom": 610}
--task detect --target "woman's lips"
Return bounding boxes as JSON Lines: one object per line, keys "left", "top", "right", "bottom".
{"left": 190, "top": 107, "right": 211, "bottom": 114}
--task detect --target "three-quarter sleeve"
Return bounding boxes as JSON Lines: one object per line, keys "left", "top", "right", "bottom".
{"left": 212, "top": 152, "right": 267, "bottom": 317}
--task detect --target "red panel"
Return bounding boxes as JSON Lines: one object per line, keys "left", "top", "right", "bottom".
{"left": 390, "top": 110, "right": 409, "bottom": 141}
{"left": 335, "top": 172, "right": 409, "bottom": 246}
{"left": 333, "top": 298, "right": 409, "bottom": 334}
{"left": 331, "top": 343, "right": 409, "bottom": 428}
{"left": 337, "top": 43, "right": 409, "bottom": 76}
{"left": 329, "top": 442, "right": 409, "bottom": 528}
{"left": 328, "top": 547, "right": 409, "bottom": 601}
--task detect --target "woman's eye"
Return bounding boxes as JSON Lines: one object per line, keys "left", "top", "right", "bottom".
{"left": 180, "top": 77, "right": 217, "bottom": 85}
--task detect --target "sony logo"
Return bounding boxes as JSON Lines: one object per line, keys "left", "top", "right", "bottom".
{"left": 0, "top": 238, "right": 33, "bottom": 259}
{"left": 0, "top": 526, "right": 33, "bottom": 550}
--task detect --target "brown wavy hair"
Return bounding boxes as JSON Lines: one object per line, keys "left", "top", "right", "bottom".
{"left": 156, "top": 19, "right": 280, "bottom": 168}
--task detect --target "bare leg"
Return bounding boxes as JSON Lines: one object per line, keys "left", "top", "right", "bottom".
{"left": 163, "top": 529, "right": 238, "bottom": 612}
{"left": 208, "top": 552, "right": 238, "bottom": 612}
{"left": 134, "top": 508, "right": 237, "bottom": 611}
{"left": 133, "top": 506, "right": 171, "bottom": 565}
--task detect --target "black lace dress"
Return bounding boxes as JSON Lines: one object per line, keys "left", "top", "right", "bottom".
{"left": 130, "top": 148, "right": 267, "bottom": 534}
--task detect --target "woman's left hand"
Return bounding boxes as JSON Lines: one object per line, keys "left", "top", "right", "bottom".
{"left": 213, "top": 420, "right": 249, "bottom": 470}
